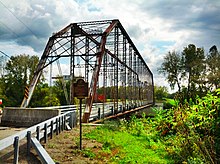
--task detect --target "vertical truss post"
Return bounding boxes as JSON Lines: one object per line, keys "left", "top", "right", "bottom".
{"left": 122, "top": 36, "right": 127, "bottom": 109}
{"left": 137, "top": 57, "right": 141, "bottom": 105}
{"left": 114, "top": 27, "right": 119, "bottom": 114}
{"left": 128, "top": 45, "right": 132, "bottom": 106}
{"left": 85, "top": 37, "right": 89, "bottom": 82}
{"left": 103, "top": 53, "right": 107, "bottom": 117}
{"left": 70, "top": 27, "right": 75, "bottom": 104}
{"left": 110, "top": 56, "right": 114, "bottom": 103}
{"left": 133, "top": 52, "right": 137, "bottom": 106}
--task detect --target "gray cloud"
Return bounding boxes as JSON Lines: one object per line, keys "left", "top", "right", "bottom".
{"left": 140, "top": 1, "right": 220, "bottom": 38}
{"left": 1, "top": 0, "right": 220, "bottom": 91}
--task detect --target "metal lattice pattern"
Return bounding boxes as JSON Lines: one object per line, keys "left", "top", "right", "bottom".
{"left": 21, "top": 19, "right": 154, "bottom": 122}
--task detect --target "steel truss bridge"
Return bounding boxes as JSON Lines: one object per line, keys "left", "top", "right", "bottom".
{"left": 21, "top": 19, "right": 154, "bottom": 122}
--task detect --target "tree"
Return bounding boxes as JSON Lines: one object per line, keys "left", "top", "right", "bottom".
{"left": 154, "top": 85, "right": 169, "bottom": 101}
{"left": 2, "top": 54, "right": 39, "bottom": 106}
{"left": 206, "top": 45, "right": 220, "bottom": 90}
{"left": 182, "top": 44, "right": 206, "bottom": 101}
{"left": 53, "top": 78, "right": 70, "bottom": 105}
{"left": 158, "top": 51, "right": 182, "bottom": 92}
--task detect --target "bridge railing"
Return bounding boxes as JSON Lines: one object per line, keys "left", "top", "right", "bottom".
{"left": 0, "top": 111, "right": 76, "bottom": 164}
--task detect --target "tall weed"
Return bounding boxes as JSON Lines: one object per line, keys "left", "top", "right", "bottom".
{"left": 154, "top": 89, "right": 220, "bottom": 163}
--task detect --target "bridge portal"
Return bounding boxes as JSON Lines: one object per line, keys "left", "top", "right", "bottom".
{"left": 20, "top": 19, "right": 154, "bottom": 122}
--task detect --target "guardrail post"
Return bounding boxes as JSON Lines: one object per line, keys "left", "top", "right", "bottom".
{"left": 36, "top": 126, "right": 40, "bottom": 141}
{"left": 119, "top": 105, "right": 122, "bottom": 112}
{"left": 13, "top": 136, "right": 19, "bottom": 164}
{"left": 72, "top": 111, "right": 77, "bottom": 127}
{"left": 59, "top": 117, "right": 61, "bottom": 133}
{"left": 69, "top": 112, "right": 73, "bottom": 129}
{"left": 61, "top": 116, "right": 63, "bottom": 131}
{"left": 44, "top": 123, "right": 47, "bottom": 143}
{"left": 56, "top": 118, "right": 59, "bottom": 135}
{"left": 123, "top": 106, "right": 126, "bottom": 112}
{"left": 64, "top": 115, "right": 66, "bottom": 130}
{"left": 27, "top": 131, "right": 31, "bottom": 157}
{"left": 98, "top": 108, "right": 101, "bottom": 119}
{"left": 50, "top": 120, "right": 53, "bottom": 139}
{"left": 62, "top": 116, "right": 65, "bottom": 131}
{"left": 111, "top": 106, "right": 114, "bottom": 115}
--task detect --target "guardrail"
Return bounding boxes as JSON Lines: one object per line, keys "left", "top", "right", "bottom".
{"left": 0, "top": 111, "right": 76, "bottom": 164}
{"left": 0, "top": 100, "right": 152, "bottom": 163}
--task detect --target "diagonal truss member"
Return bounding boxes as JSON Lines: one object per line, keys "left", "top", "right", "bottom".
{"left": 21, "top": 19, "right": 154, "bottom": 122}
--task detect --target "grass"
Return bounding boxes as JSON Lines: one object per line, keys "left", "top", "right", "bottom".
{"left": 86, "top": 121, "right": 174, "bottom": 163}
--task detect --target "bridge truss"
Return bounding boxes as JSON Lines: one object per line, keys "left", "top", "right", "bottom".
{"left": 21, "top": 19, "right": 154, "bottom": 122}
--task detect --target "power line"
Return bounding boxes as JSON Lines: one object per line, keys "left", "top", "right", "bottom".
{"left": 0, "top": 50, "right": 11, "bottom": 59}
{"left": 0, "top": 0, "right": 37, "bottom": 37}
{"left": 0, "top": 21, "right": 27, "bottom": 45}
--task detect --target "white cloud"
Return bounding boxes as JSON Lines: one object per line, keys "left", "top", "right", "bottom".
{"left": 0, "top": 0, "right": 220, "bottom": 93}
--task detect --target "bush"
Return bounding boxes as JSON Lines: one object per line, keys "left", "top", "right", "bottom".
{"left": 154, "top": 89, "right": 220, "bottom": 163}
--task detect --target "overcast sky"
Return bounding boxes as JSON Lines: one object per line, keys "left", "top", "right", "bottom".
{"left": 0, "top": 0, "right": 219, "bottom": 92}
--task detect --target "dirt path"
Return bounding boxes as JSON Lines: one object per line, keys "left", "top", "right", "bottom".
{"left": 44, "top": 125, "right": 108, "bottom": 164}
{"left": 0, "top": 125, "right": 111, "bottom": 163}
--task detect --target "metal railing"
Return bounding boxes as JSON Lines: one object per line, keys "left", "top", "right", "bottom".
{"left": 0, "top": 111, "right": 76, "bottom": 164}
{"left": 0, "top": 101, "right": 152, "bottom": 163}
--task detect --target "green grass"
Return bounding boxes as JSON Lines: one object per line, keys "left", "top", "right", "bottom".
{"left": 86, "top": 122, "right": 174, "bottom": 164}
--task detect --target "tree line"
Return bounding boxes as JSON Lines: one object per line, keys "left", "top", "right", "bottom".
{"left": 0, "top": 54, "right": 149, "bottom": 107}
{"left": 159, "top": 44, "right": 220, "bottom": 102}
{"left": 0, "top": 54, "right": 69, "bottom": 107}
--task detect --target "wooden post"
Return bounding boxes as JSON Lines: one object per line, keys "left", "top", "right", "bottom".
{"left": 64, "top": 115, "right": 66, "bottom": 130}
{"left": 59, "top": 117, "right": 61, "bottom": 133}
{"left": 44, "top": 123, "right": 47, "bottom": 143}
{"left": 50, "top": 120, "right": 53, "bottom": 139}
{"left": 69, "top": 112, "right": 73, "bottom": 129}
{"left": 36, "top": 126, "right": 40, "bottom": 141}
{"left": 56, "top": 118, "right": 59, "bottom": 135}
{"left": 27, "top": 131, "right": 31, "bottom": 157}
{"left": 13, "top": 136, "right": 19, "bottom": 164}
{"left": 98, "top": 108, "right": 101, "bottom": 119}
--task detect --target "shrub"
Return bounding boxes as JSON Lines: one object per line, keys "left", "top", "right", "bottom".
{"left": 154, "top": 89, "right": 220, "bottom": 163}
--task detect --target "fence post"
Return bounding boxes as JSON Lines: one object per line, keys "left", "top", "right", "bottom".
{"left": 44, "top": 123, "right": 47, "bottom": 143}
{"left": 27, "top": 131, "right": 31, "bottom": 157}
{"left": 73, "top": 111, "right": 77, "bottom": 127}
{"left": 13, "top": 136, "right": 19, "bottom": 164}
{"left": 59, "top": 117, "right": 61, "bottom": 133}
{"left": 61, "top": 116, "right": 63, "bottom": 131}
{"left": 62, "top": 116, "right": 65, "bottom": 131}
{"left": 123, "top": 106, "right": 126, "bottom": 112}
{"left": 36, "top": 126, "right": 40, "bottom": 141}
{"left": 50, "top": 120, "right": 53, "bottom": 139}
{"left": 111, "top": 106, "right": 114, "bottom": 115}
{"left": 119, "top": 105, "right": 122, "bottom": 112}
{"left": 98, "top": 108, "right": 101, "bottom": 119}
{"left": 56, "top": 118, "right": 59, "bottom": 135}
{"left": 71, "top": 111, "right": 77, "bottom": 128}
{"left": 69, "top": 112, "right": 73, "bottom": 129}
{"left": 64, "top": 115, "right": 66, "bottom": 130}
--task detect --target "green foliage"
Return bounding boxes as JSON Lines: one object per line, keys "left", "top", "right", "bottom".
{"left": 86, "top": 120, "right": 173, "bottom": 163}
{"left": 1, "top": 54, "right": 39, "bottom": 106}
{"left": 206, "top": 46, "right": 220, "bottom": 90}
{"left": 86, "top": 90, "right": 219, "bottom": 163}
{"left": 163, "top": 98, "right": 178, "bottom": 109}
{"left": 154, "top": 85, "right": 169, "bottom": 101}
{"left": 153, "top": 89, "right": 220, "bottom": 163}
{"left": 82, "top": 148, "right": 96, "bottom": 159}
{"left": 159, "top": 44, "right": 220, "bottom": 102}
{"left": 158, "top": 51, "right": 182, "bottom": 92}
